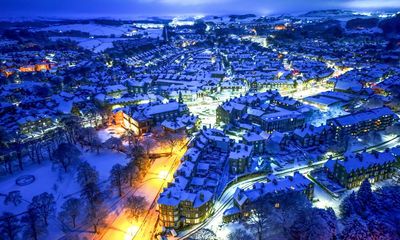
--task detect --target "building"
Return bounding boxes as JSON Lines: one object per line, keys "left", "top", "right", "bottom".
{"left": 229, "top": 143, "right": 253, "bottom": 174}
{"left": 114, "top": 101, "right": 189, "bottom": 136}
{"left": 223, "top": 172, "right": 314, "bottom": 222}
{"left": 327, "top": 107, "right": 398, "bottom": 142}
{"left": 162, "top": 115, "right": 201, "bottom": 134}
{"left": 324, "top": 150, "right": 397, "bottom": 189}
{"left": 242, "top": 131, "right": 268, "bottom": 155}
{"left": 292, "top": 124, "right": 333, "bottom": 148}
{"left": 158, "top": 128, "right": 231, "bottom": 229}
{"left": 216, "top": 91, "right": 312, "bottom": 133}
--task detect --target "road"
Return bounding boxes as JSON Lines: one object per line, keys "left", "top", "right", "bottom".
{"left": 92, "top": 145, "right": 186, "bottom": 240}
{"left": 176, "top": 135, "right": 400, "bottom": 239}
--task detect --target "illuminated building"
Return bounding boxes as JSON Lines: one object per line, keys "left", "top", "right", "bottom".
{"left": 327, "top": 107, "right": 399, "bottom": 142}
{"left": 324, "top": 150, "right": 397, "bottom": 189}
{"left": 158, "top": 128, "right": 231, "bottom": 229}
{"left": 229, "top": 143, "right": 253, "bottom": 174}
{"left": 224, "top": 172, "right": 314, "bottom": 222}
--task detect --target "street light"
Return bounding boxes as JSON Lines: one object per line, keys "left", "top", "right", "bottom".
{"left": 124, "top": 225, "right": 139, "bottom": 240}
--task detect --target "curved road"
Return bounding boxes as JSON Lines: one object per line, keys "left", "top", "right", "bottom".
{"left": 177, "top": 135, "right": 400, "bottom": 239}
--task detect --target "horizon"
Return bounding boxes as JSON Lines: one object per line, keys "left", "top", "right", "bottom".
{"left": 1, "top": 0, "right": 400, "bottom": 19}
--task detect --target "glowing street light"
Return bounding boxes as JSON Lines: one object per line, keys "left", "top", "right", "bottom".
{"left": 158, "top": 170, "right": 169, "bottom": 180}
{"left": 124, "top": 225, "right": 139, "bottom": 240}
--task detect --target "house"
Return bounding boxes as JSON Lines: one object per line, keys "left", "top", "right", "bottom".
{"left": 325, "top": 150, "right": 397, "bottom": 188}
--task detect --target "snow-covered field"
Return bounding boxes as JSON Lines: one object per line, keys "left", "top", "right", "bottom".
{"left": 50, "top": 36, "right": 128, "bottom": 53}
{"left": 0, "top": 130, "right": 129, "bottom": 239}
{"left": 37, "top": 23, "right": 132, "bottom": 37}
{"left": 0, "top": 148, "right": 128, "bottom": 211}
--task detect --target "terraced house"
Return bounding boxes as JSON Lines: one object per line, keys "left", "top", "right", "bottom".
{"left": 157, "top": 128, "right": 231, "bottom": 228}
{"left": 324, "top": 149, "right": 397, "bottom": 189}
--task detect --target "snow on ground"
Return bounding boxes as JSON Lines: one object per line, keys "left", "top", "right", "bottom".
{"left": 37, "top": 23, "right": 132, "bottom": 37}
{"left": 312, "top": 184, "right": 343, "bottom": 214}
{"left": 97, "top": 125, "right": 126, "bottom": 143}
{"left": 50, "top": 36, "right": 129, "bottom": 53}
{"left": 0, "top": 129, "right": 128, "bottom": 239}
{"left": 0, "top": 148, "right": 127, "bottom": 214}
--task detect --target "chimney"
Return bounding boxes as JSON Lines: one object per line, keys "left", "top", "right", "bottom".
{"left": 199, "top": 193, "right": 204, "bottom": 202}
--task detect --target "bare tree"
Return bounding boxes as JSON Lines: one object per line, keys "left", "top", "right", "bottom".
{"left": 29, "top": 192, "right": 56, "bottom": 226}
{"left": 103, "top": 137, "right": 123, "bottom": 151}
{"left": 85, "top": 202, "right": 108, "bottom": 234}
{"left": 21, "top": 207, "right": 46, "bottom": 240}
{"left": 13, "top": 131, "right": 25, "bottom": 171}
{"left": 77, "top": 161, "right": 99, "bottom": 188}
{"left": 163, "top": 131, "right": 185, "bottom": 155}
{"left": 58, "top": 198, "right": 81, "bottom": 229}
{"left": 110, "top": 164, "right": 124, "bottom": 197}
{"left": 27, "top": 140, "right": 44, "bottom": 165}
{"left": 81, "top": 182, "right": 104, "bottom": 209}
{"left": 0, "top": 212, "right": 20, "bottom": 240}
{"left": 141, "top": 137, "right": 155, "bottom": 156}
{"left": 80, "top": 127, "right": 102, "bottom": 153}
{"left": 244, "top": 197, "right": 272, "bottom": 240}
{"left": 53, "top": 143, "right": 81, "bottom": 172}
{"left": 123, "top": 161, "right": 138, "bottom": 187}
{"left": 125, "top": 196, "right": 147, "bottom": 222}
{"left": 3, "top": 191, "right": 22, "bottom": 206}
{"left": 60, "top": 115, "right": 81, "bottom": 144}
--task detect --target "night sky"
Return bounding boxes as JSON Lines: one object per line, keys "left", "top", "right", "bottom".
{"left": 0, "top": 0, "right": 400, "bottom": 18}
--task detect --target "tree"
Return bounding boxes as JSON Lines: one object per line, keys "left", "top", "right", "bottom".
{"left": 129, "top": 142, "right": 146, "bottom": 162}
{"left": 368, "top": 218, "right": 396, "bottom": 240}
{"left": 21, "top": 207, "right": 46, "bottom": 240}
{"left": 0, "top": 212, "right": 20, "bottom": 240}
{"left": 189, "top": 228, "right": 218, "bottom": 240}
{"left": 340, "top": 191, "right": 359, "bottom": 218}
{"left": 77, "top": 161, "right": 99, "bottom": 188}
{"left": 123, "top": 160, "right": 138, "bottom": 187}
{"left": 110, "top": 164, "right": 124, "bottom": 197}
{"left": 141, "top": 137, "right": 155, "bottom": 156}
{"left": 85, "top": 202, "right": 108, "bottom": 234}
{"left": 60, "top": 115, "right": 81, "bottom": 144}
{"left": 128, "top": 144, "right": 150, "bottom": 179}
{"left": 59, "top": 198, "right": 81, "bottom": 229}
{"left": 3, "top": 191, "right": 22, "bottom": 206}
{"left": 290, "top": 208, "right": 337, "bottom": 240}
{"left": 29, "top": 192, "right": 56, "bottom": 226}
{"left": 81, "top": 182, "right": 104, "bottom": 209}
{"left": 12, "top": 131, "right": 25, "bottom": 171}
{"left": 125, "top": 196, "right": 147, "bottom": 222}
{"left": 341, "top": 216, "right": 371, "bottom": 240}
{"left": 357, "top": 178, "right": 374, "bottom": 211}
{"left": 228, "top": 228, "right": 254, "bottom": 240}
{"left": 163, "top": 131, "right": 185, "bottom": 155}
{"left": 244, "top": 196, "right": 273, "bottom": 240}
{"left": 53, "top": 143, "right": 81, "bottom": 172}
{"left": 103, "top": 137, "right": 123, "bottom": 151}
{"left": 78, "top": 127, "right": 101, "bottom": 153}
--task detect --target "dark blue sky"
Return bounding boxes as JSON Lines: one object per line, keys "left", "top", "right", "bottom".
{"left": 1, "top": 0, "right": 399, "bottom": 18}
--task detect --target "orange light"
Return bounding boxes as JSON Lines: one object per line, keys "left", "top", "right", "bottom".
{"left": 124, "top": 225, "right": 139, "bottom": 240}
{"left": 158, "top": 170, "right": 169, "bottom": 179}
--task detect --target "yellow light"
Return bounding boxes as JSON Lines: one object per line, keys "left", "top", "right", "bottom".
{"left": 124, "top": 225, "right": 139, "bottom": 240}
{"left": 159, "top": 170, "right": 169, "bottom": 179}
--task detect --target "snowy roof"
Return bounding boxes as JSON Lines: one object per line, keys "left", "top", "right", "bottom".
{"left": 326, "top": 150, "right": 397, "bottom": 173}
{"left": 233, "top": 172, "right": 311, "bottom": 206}
{"left": 229, "top": 143, "right": 253, "bottom": 159}
{"left": 328, "top": 107, "right": 397, "bottom": 127}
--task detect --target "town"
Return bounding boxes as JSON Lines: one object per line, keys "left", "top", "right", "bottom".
{"left": 0, "top": 6, "right": 400, "bottom": 240}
